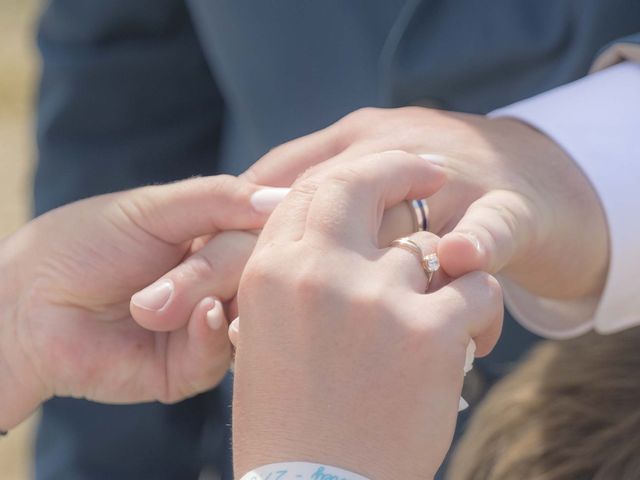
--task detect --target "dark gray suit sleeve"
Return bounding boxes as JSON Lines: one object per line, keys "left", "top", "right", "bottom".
{"left": 34, "top": 0, "right": 225, "bottom": 214}
{"left": 33, "top": 3, "right": 232, "bottom": 480}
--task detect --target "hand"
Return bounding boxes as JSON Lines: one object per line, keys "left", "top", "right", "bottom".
{"left": 244, "top": 107, "right": 609, "bottom": 303}
{"left": 0, "top": 176, "right": 266, "bottom": 429}
{"left": 232, "top": 151, "right": 503, "bottom": 480}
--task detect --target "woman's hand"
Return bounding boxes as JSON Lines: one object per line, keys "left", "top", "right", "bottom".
{"left": 233, "top": 151, "right": 503, "bottom": 480}
{"left": 0, "top": 175, "right": 266, "bottom": 430}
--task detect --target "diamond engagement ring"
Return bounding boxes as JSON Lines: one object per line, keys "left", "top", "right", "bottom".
{"left": 390, "top": 237, "right": 440, "bottom": 290}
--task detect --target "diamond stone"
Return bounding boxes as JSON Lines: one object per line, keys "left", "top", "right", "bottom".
{"left": 424, "top": 253, "right": 440, "bottom": 272}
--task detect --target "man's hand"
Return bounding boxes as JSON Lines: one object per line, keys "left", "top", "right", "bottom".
{"left": 244, "top": 107, "right": 609, "bottom": 303}
{"left": 0, "top": 176, "right": 266, "bottom": 429}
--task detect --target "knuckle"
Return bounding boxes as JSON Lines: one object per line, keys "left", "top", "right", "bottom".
{"left": 328, "top": 164, "right": 363, "bottom": 186}
{"left": 209, "top": 174, "right": 240, "bottom": 198}
{"left": 116, "top": 188, "right": 161, "bottom": 229}
{"left": 344, "top": 284, "right": 388, "bottom": 317}
{"left": 339, "top": 107, "right": 384, "bottom": 136}
{"left": 178, "top": 253, "right": 219, "bottom": 283}
{"left": 467, "top": 270, "right": 503, "bottom": 306}
{"left": 292, "top": 260, "right": 335, "bottom": 304}
{"left": 241, "top": 251, "right": 280, "bottom": 291}
{"left": 344, "top": 107, "right": 381, "bottom": 124}
{"left": 292, "top": 171, "right": 323, "bottom": 193}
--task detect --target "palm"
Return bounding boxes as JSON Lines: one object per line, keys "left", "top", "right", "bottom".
{"left": 15, "top": 195, "right": 232, "bottom": 403}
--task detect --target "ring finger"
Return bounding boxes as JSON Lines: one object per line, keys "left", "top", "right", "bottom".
{"left": 382, "top": 231, "right": 448, "bottom": 294}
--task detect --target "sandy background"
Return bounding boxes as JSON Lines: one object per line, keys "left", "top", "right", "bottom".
{"left": 0, "top": 0, "right": 40, "bottom": 478}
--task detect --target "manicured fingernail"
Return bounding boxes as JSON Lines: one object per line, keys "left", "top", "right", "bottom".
{"left": 131, "top": 279, "right": 174, "bottom": 311}
{"left": 250, "top": 188, "right": 291, "bottom": 213}
{"left": 229, "top": 317, "right": 240, "bottom": 334}
{"left": 464, "top": 339, "right": 476, "bottom": 374}
{"left": 206, "top": 300, "right": 224, "bottom": 330}
{"left": 419, "top": 153, "right": 447, "bottom": 166}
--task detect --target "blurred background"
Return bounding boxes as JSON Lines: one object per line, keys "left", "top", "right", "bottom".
{"left": 0, "top": 0, "right": 40, "bottom": 477}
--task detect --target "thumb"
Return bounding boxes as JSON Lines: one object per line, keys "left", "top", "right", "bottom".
{"left": 437, "top": 190, "right": 538, "bottom": 278}
{"left": 131, "top": 231, "right": 257, "bottom": 332}
{"left": 119, "top": 175, "right": 272, "bottom": 244}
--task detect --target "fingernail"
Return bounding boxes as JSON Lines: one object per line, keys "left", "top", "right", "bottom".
{"left": 464, "top": 339, "right": 476, "bottom": 374}
{"left": 206, "top": 300, "right": 224, "bottom": 330}
{"left": 460, "top": 231, "right": 482, "bottom": 253}
{"left": 131, "top": 279, "right": 174, "bottom": 311}
{"left": 229, "top": 317, "right": 240, "bottom": 334}
{"left": 419, "top": 153, "right": 448, "bottom": 166}
{"left": 250, "top": 188, "right": 291, "bottom": 213}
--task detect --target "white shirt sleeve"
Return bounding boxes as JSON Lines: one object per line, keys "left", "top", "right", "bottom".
{"left": 489, "top": 61, "right": 640, "bottom": 339}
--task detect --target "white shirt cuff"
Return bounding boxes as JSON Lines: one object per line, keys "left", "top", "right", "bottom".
{"left": 490, "top": 61, "right": 640, "bottom": 338}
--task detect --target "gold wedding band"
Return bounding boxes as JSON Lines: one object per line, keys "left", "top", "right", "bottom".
{"left": 390, "top": 237, "right": 440, "bottom": 290}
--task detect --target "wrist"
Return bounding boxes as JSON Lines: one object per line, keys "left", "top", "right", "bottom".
{"left": 233, "top": 388, "right": 439, "bottom": 480}
{"left": 0, "top": 232, "right": 49, "bottom": 429}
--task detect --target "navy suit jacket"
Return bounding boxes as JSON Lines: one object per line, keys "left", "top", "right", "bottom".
{"left": 34, "top": 2, "right": 640, "bottom": 479}
{"left": 36, "top": 0, "right": 640, "bottom": 210}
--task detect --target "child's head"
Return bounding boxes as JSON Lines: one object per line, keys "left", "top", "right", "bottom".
{"left": 448, "top": 327, "right": 640, "bottom": 480}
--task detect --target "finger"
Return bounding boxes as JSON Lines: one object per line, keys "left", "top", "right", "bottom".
{"left": 421, "top": 271, "right": 504, "bottom": 356}
{"left": 118, "top": 175, "right": 270, "bottom": 244}
{"left": 256, "top": 150, "right": 444, "bottom": 246}
{"left": 227, "top": 295, "right": 240, "bottom": 321}
{"left": 303, "top": 151, "right": 446, "bottom": 247}
{"left": 131, "top": 231, "right": 257, "bottom": 332}
{"left": 437, "top": 190, "right": 538, "bottom": 278}
{"left": 241, "top": 122, "right": 349, "bottom": 186}
{"left": 290, "top": 142, "right": 379, "bottom": 184}
{"left": 378, "top": 201, "right": 421, "bottom": 248}
{"left": 165, "top": 297, "right": 231, "bottom": 399}
{"left": 245, "top": 190, "right": 419, "bottom": 248}
{"left": 382, "top": 231, "right": 448, "bottom": 293}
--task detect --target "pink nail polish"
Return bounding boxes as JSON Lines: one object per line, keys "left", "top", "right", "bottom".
{"left": 229, "top": 317, "right": 240, "bottom": 333}
{"left": 250, "top": 188, "right": 290, "bottom": 213}
{"left": 206, "top": 301, "right": 224, "bottom": 330}
{"left": 131, "top": 279, "right": 174, "bottom": 311}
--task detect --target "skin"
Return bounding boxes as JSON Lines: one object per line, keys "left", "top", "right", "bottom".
{"left": 232, "top": 151, "right": 504, "bottom": 480}
{"left": 243, "top": 107, "right": 609, "bottom": 307}
{"left": 133, "top": 106, "right": 611, "bottom": 360}
{"left": 0, "top": 158, "right": 445, "bottom": 433}
{"left": 0, "top": 151, "right": 500, "bottom": 478}
{"left": 0, "top": 175, "right": 269, "bottom": 430}
{"left": 138, "top": 106, "right": 609, "bottom": 338}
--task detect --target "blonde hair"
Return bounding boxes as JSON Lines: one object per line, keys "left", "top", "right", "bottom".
{"left": 448, "top": 327, "right": 640, "bottom": 480}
